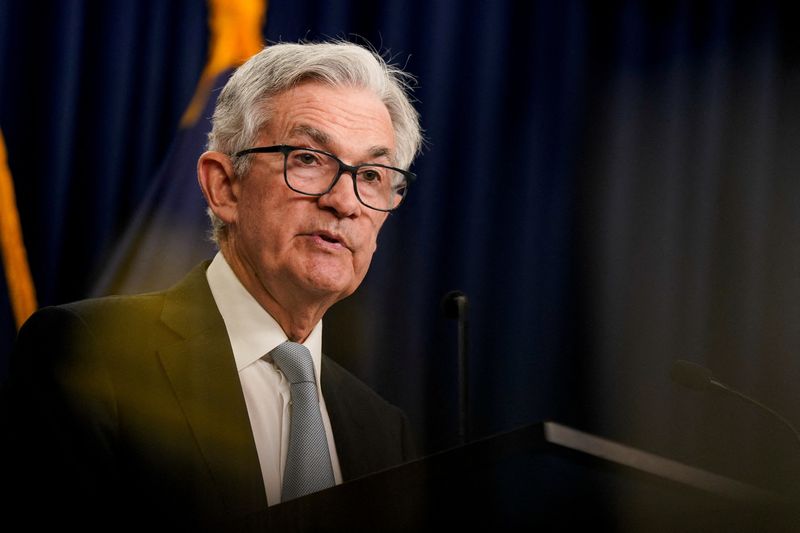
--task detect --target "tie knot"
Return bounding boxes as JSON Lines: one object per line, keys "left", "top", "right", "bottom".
{"left": 271, "top": 341, "right": 316, "bottom": 385}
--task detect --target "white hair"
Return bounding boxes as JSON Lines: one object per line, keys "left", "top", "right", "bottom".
{"left": 205, "top": 40, "right": 423, "bottom": 242}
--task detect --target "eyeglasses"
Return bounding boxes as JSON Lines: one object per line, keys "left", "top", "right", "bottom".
{"left": 233, "top": 145, "right": 416, "bottom": 212}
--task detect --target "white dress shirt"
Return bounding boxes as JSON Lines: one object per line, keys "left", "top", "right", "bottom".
{"left": 205, "top": 252, "right": 342, "bottom": 506}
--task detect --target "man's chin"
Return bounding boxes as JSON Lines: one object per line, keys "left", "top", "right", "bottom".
{"left": 297, "top": 270, "right": 358, "bottom": 301}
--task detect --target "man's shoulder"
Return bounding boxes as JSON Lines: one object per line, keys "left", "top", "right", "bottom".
{"left": 24, "top": 289, "right": 167, "bottom": 337}
{"left": 15, "top": 262, "right": 215, "bottom": 357}
{"left": 27, "top": 261, "right": 212, "bottom": 329}
{"left": 13, "top": 292, "right": 168, "bottom": 369}
{"left": 62, "top": 290, "right": 166, "bottom": 319}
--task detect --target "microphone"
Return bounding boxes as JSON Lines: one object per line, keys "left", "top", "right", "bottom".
{"left": 671, "top": 359, "right": 800, "bottom": 447}
{"left": 441, "top": 290, "right": 469, "bottom": 445}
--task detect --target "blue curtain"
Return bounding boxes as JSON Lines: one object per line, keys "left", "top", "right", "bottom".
{"left": 0, "top": 0, "right": 208, "bottom": 362}
{"left": 2, "top": 0, "right": 798, "bottom": 493}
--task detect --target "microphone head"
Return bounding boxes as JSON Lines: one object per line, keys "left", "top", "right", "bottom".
{"left": 441, "top": 290, "right": 468, "bottom": 319}
{"left": 671, "top": 359, "right": 715, "bottom": 391}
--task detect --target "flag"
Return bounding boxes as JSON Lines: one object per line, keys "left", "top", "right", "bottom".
{"left": 92, "top": 0, "right": 266, "bottom": 296}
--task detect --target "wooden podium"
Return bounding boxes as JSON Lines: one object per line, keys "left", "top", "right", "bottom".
{"left": 237, "top": 422, "right": 797, "bottom": 531}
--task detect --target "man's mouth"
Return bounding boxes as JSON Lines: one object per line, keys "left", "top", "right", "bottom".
{"left": 318, "top": 233, "right": 339, "bottom": 244}
{"left": 308, "top": 230, "right": 350, "bottom": 250}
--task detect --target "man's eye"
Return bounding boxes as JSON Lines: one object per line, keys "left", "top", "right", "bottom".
{"left": 295, "top": 152, "right": 321, "bottom": 165}
{"left": 360, "top": 169, "right": 383, "bottom": 183}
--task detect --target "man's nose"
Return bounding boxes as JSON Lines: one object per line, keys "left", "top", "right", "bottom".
{"left": 317, "top": 171, "right": 361, "bottom": 217}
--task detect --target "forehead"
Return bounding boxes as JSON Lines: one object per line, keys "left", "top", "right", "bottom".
{"left": 263, "top": 82, "right": 396, "bottom": 157}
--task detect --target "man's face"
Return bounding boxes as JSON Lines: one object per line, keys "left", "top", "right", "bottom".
{"left": 228, "top": 82, "right": 395, "bottom": 309}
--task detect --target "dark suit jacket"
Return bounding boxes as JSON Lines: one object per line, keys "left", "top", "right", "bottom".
{"left": 5, "top": 262, "right": 415, "bottom": 529}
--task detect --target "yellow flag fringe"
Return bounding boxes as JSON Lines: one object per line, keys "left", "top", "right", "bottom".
{"left": 180, "top": 0, "right": 267, "bottom": 128}
{"left": 0, "top": 129, "right": 37, "bottom": 329}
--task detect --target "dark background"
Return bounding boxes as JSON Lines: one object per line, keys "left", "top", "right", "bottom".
{"left": 1, "top": 0, "right": 798, "bottom": 495}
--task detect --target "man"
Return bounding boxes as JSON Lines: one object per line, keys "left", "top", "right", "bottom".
{"left": 6, "top": 41, "right": 422, "bottom": 528}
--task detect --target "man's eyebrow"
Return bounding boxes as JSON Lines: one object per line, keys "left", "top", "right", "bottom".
{"left": 289, "top": 124, "right": 331, "bottom": 146}
{"left": 368, "top": 146, "right": 393, "bottom": 161}
{"left": 289, "top": 124, "right": 396, "bottom": 163}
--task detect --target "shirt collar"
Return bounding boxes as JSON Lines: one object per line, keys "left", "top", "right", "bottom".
{"left": 206, "top": 252, "right": 323, "bottom": 377}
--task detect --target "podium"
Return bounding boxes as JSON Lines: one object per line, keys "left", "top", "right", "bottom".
{"left": 239, "top": 422, "right": 797, "bottom": 531}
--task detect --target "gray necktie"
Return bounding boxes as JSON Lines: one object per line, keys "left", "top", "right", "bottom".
{"left": 270, "top": 341, "right": 335, "bottom": 501}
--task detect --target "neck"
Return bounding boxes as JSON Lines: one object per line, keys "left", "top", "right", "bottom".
{"left": 218, "top": 241, "right": 335, "bottom": 343}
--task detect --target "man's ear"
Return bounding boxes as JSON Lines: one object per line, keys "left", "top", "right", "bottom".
{"left": 197, "top": 151, "right": 239, "bottom": 225}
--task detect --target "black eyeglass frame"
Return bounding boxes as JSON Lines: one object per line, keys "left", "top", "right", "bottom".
{"left": 233, "top": 145, "right": 416, "bottom": 212}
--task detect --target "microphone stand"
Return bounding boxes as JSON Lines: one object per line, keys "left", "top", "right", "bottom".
{"left": 442, "top": 290, "right": 470, "bottom": 445}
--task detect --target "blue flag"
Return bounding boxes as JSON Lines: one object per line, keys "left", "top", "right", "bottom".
{"left": 91, "top": 71, "right": 233, "bottom": 296}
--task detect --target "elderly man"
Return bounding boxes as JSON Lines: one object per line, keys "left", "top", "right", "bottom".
{"left": 6, "top": 41, "right": 422, "bottom": 528}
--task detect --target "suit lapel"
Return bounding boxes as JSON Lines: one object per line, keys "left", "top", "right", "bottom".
{"left": 156, "top": 263, "right": 267, "bottom": 517}
{"left": 321, "top": 356, "right": 371, "bottom": 481}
